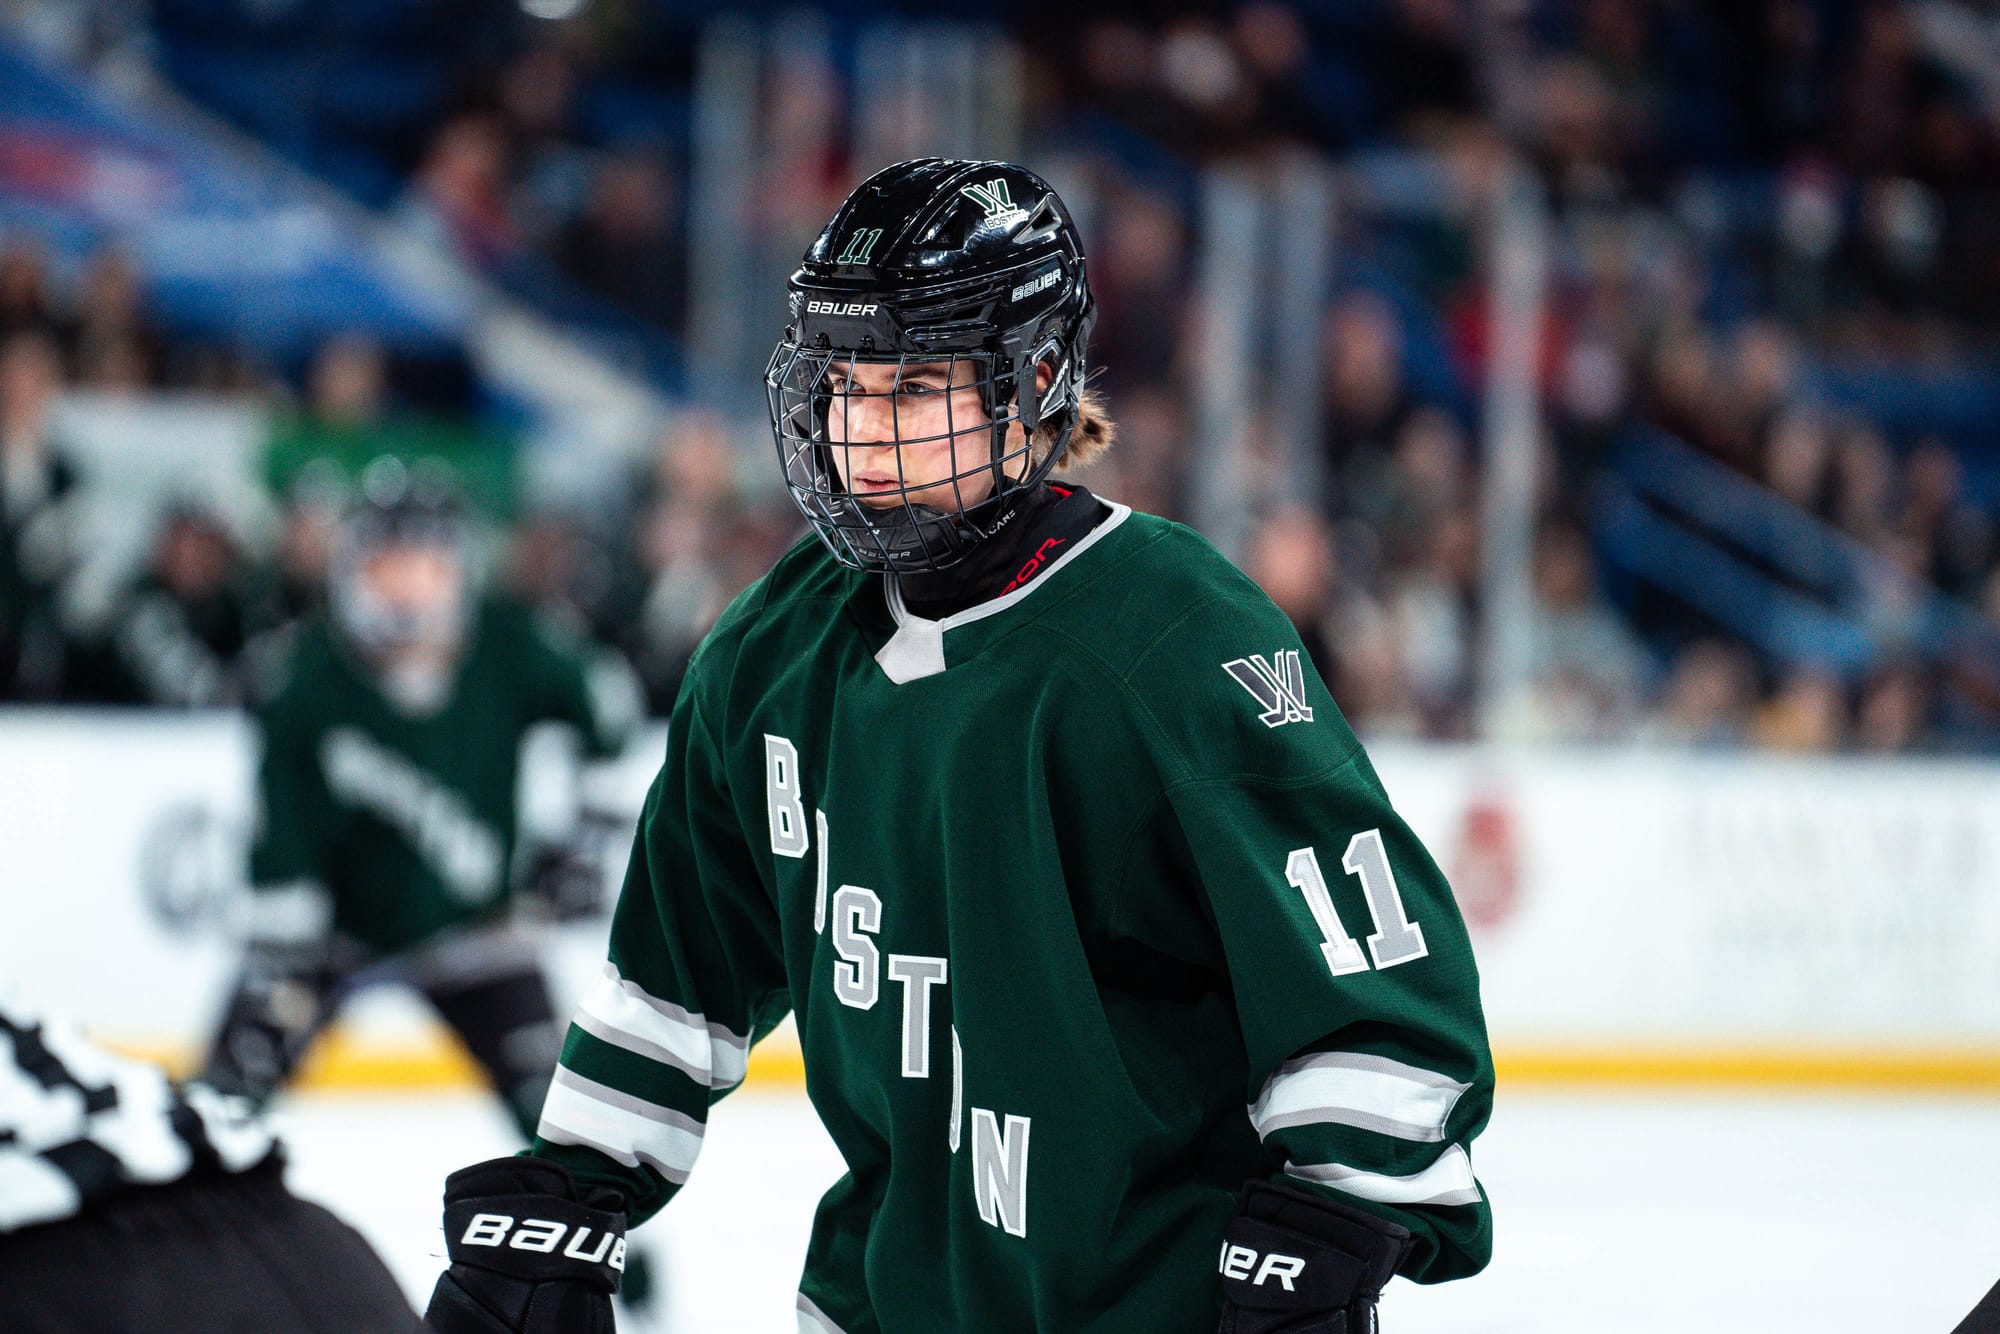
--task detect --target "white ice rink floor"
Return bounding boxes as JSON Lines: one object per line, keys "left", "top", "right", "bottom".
{"left": 278, "top": 1086, "right": 2000, "bottom": 1333}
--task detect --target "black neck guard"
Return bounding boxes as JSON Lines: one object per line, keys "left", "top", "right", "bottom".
{"left": 895, "top": 483, "right": 1109, "bottom": 621}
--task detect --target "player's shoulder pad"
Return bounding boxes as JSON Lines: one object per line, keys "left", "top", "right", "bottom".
{"left": 1089, "top": 518, "right": 1360, "bottom": 785}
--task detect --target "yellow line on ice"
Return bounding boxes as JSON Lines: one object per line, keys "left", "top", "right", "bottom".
{"left": 116, "top": 1032, "right": 2000, "bottom": 1094}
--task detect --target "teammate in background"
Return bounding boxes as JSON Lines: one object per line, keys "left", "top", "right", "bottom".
{"left": 0, "top": 991, "right": 412, "bottom": 1332}
{"left": 426, "top": 160, "right": 1493, "bottom": 1333}
{"left": 199, "top": 457, "right": 641, "bottom": 1160}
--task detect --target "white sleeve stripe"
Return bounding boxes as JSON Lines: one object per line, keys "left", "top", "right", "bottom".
{"left": 1283, "top": 1145, "right": 1482, "bottom": 1208}
{"left": 537, "top": 1068, "right": 703, "bottom": 1184}
{"left": 0, "top": 1153, "right": 83, "bottom": 1232}
{"left": 796, "top": 1292, "right": 851, "bottom": 1334}
{"left": 575, "top": 963, "right": 749, "bottom": 1090}
{"left": 1249, "top": 1052, "right": 1470, "bottom": 1144}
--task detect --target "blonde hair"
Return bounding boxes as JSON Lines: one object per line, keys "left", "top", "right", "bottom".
{"left": 1032, "top": 387, "right": 1117, "bottom": 471}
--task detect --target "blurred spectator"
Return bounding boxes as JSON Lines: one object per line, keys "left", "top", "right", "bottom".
{"left": 552, "top": 152, "right": 686, "bottom": 329}
{"left": 1496, "top": 521, "right": 1652, "bottom": 740}
{"left": 1230, "top": 3, "right": 1316, "bottom": 144}
{"left": 1080, "top": 385, "right": 1189, "bottom": 523}
{"left": 310, "top": 335, "right": 389, "bottom": 428}
{"left": 1638, "top": 639, "right": 1759, "bottom": 748}
{"left": 76, "top": 503, "right": 266, "bottom": 708}
{"left": 1322, "top": 292, "right": 1420, "bottom": 488}
{"left": 0, "top": 241, "right": 67, "bottom": 344}
{"left": 503, "top": 507, "right": 634, "bottom": 648}
{"left": 67, "top": 250, "right": 167, "bottom": 391}
{"left": 1828, "top": 423, "right": 1897, "bottom": 542}
{"left": 1088, "top": 184, "right": 1189, "bottom": 396}
{"left": 1750, "top": 666, "right": 1848, "bottom": 751}
{"left": 1351, "top": 406, "right": 1471, "bottom": 570}
{"left": 620, "top": 413, "right": 747, "bottom": 711}
{"left": 1725, "top": 321, "right": 1798, "bottom": 456}
{"left": 1763, "top": 407, "right": 1834, "bottom": 514}
{"left": 497, "top": 43, "right": 589, "bottom": 241}
{"left": 1525, "top": 56, "right": 1628, "bottom": 200}
{"left": 1376, "top": 0, "right": 1479, "bottom": 136}
{"left": 1388, "top": 504, "right": 1480, "bottom": 738}
{"left": 0, "top": 331, "right": 84, "bottom": 700}
{"left": 1641, "top": 324, "right": 1733, "bottom": 463}
{"left": 1898, "top": 440, "right": 1994, "bottom": 599}
{"left": 1246, "top": 506, "right": 1340, "bottom": 682}
{"left": 1855, "top": 658, "right": 1934, "bottom": 752}
{"left": 755, "top": 41, "right": 851, "bottom": 251}
{"left": 394, "top": 113, "right": 520, "bottom": 272}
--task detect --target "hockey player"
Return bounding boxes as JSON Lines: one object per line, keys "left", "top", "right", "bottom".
{"left": 425, "top": 159, "right": 1493, "bottom": 1333}
{"left": 201, "top": 458, "right": 641, "bottom": 1144}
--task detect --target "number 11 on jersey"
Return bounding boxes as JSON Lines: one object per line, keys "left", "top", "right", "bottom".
{"left": 1284, "top": 829, "right": 1429, "bottom": 978}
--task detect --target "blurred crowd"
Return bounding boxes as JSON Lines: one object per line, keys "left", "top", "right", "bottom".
{"left": 8, "top": 0, "right": 2000, "bottom": 753}
{"left": 388, "top": 46, "right": 690, "bottom": 337}
{"left": 0, "top": 245, "right": 792, "bottom": 712}
{"left": 1027, "top": 0, "right": 2000, "bottom": 751}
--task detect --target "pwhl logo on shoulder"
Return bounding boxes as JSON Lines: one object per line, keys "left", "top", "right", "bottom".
{"left": 1224, "top": 650, "right": 1313, "bottom": 727}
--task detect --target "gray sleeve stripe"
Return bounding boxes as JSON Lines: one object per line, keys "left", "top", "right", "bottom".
{"left": 1262, "top": 1050, "right": 1472, "bottom": 1091}
{"left": 548, "top": 1066, "right": 705, "bottom": 1137}
{"left": 1283, "top": 1145, "right": 1483, "bottom": 1208}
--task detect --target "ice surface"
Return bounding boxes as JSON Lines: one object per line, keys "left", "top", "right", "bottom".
{"left": 278, "top": 1087, "right": 2000, "bottom": 1332}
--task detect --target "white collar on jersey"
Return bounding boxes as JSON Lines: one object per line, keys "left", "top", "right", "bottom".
{"left": 874, "top": 501, "right": 1133, "bottom": 685}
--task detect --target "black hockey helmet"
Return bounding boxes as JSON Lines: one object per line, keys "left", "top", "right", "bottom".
{"left": 765, "top": 157, "right": 1096, "bottom": 573}
{"left": 329, "top": 456, "right": 473, "bottom": 655}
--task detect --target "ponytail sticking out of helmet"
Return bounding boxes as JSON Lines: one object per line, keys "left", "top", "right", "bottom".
{"left": 766, "top": 158, "right": 1098, "bottom": 574}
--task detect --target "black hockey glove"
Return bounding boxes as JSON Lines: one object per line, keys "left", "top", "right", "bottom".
{"left": 423, "top": 1157, "right": 627, "bottom": 1334}
{"left": 1217, "top": 1180, "right": 1413, "bottom": 1334}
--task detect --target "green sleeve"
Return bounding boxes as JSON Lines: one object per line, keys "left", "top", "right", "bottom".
{"left": 530, "top": 646, "right": 790, "bottom": 1224}
{"left": 1124, "top": 589, "right": 1494, "bottom": 1283}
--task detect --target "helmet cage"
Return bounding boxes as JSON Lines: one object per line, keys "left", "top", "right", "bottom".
{"left": 765, "top": 336, "right": 1078, "bottom": 574}
{"left": 328, "top": 494, "right": 473, "bottom": 657}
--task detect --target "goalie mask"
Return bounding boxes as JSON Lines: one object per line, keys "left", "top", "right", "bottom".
{"left": 329, "top": 457, "right": 473, "bottom": 662}
{"left": 766, "top": 157, "right": 1096, "bottom": 574}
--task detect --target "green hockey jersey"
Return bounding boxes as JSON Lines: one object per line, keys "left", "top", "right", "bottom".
{"left": 533, "top": 505, "right": 1493, "bottom": 1332}
{"left": 248, "top": 597, "right": 639, "bottom": 954}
